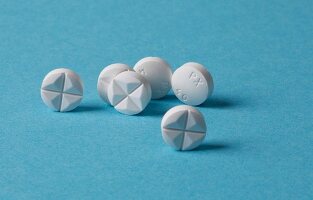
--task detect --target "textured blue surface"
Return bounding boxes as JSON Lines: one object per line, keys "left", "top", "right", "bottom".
{"left": 1, "top": 1, "right": 313, "bottom": 199}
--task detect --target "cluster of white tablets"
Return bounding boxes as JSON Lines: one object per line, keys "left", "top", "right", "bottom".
{"left": 41, "top": 57, "right": 214, "bottom": 150}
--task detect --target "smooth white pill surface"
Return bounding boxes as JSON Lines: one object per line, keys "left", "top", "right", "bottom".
{"left": 161, "top": 105, "right": 207, "bottom": 151}
{"left": 134, "top": 57, "right": 172, "bottom": 99}
{"left": 172, "top": 62, "right": 214, "bottom": 106}
{"left": 97, "top": 63, "right": 133, "bottom": 104}
{"left": 107, "top": 71, "right": 152, "bottom": 115}
{"left": 41, "top": 68, "right": 83, "bottom": 112}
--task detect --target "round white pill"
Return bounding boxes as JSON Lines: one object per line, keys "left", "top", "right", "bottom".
{"left": 161, "top": 105, "right": 207, "bottom": 151}
{"left": 107, "top": 71, "right": 152, "bottom": 115}
{"left": 97, "top": 63, "right": 133, "bottom": 104}
{"left": 41, "top": 68, "right": 83, "bottom": 112}
{"left": 172, "top": 62, "right": 214, "bottom": 106}
{"left": 134, "top": 57, "right": 172, "bottom": 99}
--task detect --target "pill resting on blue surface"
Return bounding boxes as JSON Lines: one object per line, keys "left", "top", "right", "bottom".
{"left": 41, "top": 68, "right": 83, "bottom": 112}
{"left": 107, "top": 71, "right": 152, "bottom": 115}
{"left": 97, "top": 63, "right": 133, "bottom": 105}
{"left": 172, "top": 62, "right": 213, "bottom": 106}
{"left": 161, "top": 105, "right": 207, "bottom": 150}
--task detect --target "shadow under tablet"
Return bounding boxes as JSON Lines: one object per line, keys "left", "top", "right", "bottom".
{"left": 140, "top": 94, "right": 247, "bottom": 116}
{"left": 192, "top": 140, "right": 240, "bottom": 152}
{"left": 72, "top": 103, "right": 106, "bottom": 113}
{"left": 138, "top": 94, "right": 180, "bottom": 117}
{"left": 139, "top": 101, "right": 173, "bottom": 117}
{"left": 200, "top": 95, "right": 247, "bottom": 109}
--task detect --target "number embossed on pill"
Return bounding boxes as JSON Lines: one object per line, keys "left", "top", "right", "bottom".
{"left": 176, "top": 89, "right": 188, "bottom": 101}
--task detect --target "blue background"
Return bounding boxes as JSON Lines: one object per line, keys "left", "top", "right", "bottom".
{"left": 1, "top": 0, "right": 312, "bottom": 199}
